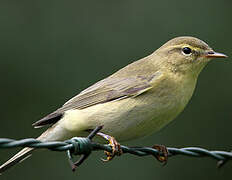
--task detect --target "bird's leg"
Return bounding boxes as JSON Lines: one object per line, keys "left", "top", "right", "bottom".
{"left": 152, "top": 144, "right": 168, "bottom": 164}
{"left": 97, "top": 132, "right": 123, "bottom": 162}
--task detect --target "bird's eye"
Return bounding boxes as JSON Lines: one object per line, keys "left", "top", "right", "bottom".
{"left": 182, "top": 47, "right": 192, "bottom": 55}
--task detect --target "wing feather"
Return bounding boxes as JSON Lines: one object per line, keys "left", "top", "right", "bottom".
{"left": 32, "top": 72, "right": 161, "bottom": 128}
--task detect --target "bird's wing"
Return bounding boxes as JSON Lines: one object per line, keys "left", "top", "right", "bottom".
{"left": 32, "top": 72, "right": 162, "bottom": 128}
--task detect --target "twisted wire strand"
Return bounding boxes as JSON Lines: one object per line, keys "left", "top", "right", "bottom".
{"left": 0, "top": 127, "right": 231, "bottom": 170}
{"left": 0, "top": 137, "right": 231, "bottom": 166}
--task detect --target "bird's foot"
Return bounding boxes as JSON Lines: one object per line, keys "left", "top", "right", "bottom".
{"left": 97, "top": 132, "right": 123, "bottom": 162}
{"left": 103, "top": 136, "right": 123, "bottom": 162}
{"left": 152, "top": 144, "right": 168, "bottom": 164}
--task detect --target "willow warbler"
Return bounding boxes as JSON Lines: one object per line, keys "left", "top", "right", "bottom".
{"left": 0, "top": 36, "right": 227, "bottom": 173}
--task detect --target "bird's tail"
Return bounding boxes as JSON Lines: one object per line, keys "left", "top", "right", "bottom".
{"left": 0, "top": 147, "right": 34, "bottom": 174}
{"left": 0, "top": 123, "right": 66, "bottom": 174}
{"left": 0, "top": 131, "right": 48, "bottom": 174}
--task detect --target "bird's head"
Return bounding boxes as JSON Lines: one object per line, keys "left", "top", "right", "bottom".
{"left": 155, "top": 36, "right": 227, "bottom": 77}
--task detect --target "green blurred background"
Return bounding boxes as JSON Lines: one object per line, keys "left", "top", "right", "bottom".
{"left": 0, "top": 0, "right": 231, "bottom": 179}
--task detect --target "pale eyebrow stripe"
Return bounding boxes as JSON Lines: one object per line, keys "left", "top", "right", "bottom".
{"left": 169, "top": 44, "right": 202, "bottom": 52}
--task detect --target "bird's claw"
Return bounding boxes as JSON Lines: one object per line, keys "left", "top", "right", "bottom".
{"left": 102, "top": 136, "right": 123, "bottom": 162}
{"left": 152, "top": 144, "right": 168, "bottom": 165}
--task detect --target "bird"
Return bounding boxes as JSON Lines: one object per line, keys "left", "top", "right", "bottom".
{"left": 0, "top": 36, "right": 227, "bottom": 173}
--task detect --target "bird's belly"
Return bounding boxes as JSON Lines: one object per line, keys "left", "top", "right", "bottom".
{"left": 62, "top": 92, "right": 190, "bottom": 142}
{"left": 92, "top": 96, "right": 185, "bottom": 141}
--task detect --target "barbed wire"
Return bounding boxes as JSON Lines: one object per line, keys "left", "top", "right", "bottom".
{"left": 0, "top": 126, "right": 231, "bottom": 171}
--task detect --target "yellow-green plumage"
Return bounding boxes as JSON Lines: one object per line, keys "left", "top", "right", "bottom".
{"left": 0, "top": 36, "right": 227, "bottom": 173}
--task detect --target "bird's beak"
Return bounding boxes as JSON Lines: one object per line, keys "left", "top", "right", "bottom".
{"left": 205, "top": 51, "right": 228, "bottom": 58}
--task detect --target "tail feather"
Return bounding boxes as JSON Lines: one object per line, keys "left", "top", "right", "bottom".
{"left": 0, "top": 147, "right": 34, "bottom": 174}
{"left": 0, "top": 123, "right": 66, "bottom": 174}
